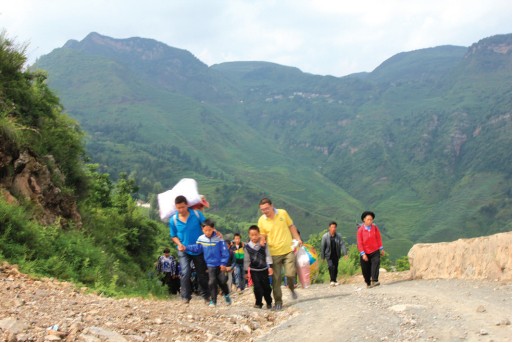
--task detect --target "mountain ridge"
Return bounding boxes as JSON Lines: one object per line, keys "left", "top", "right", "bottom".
{"left": 33, "top": 32, "right": 512, "bottom": 259}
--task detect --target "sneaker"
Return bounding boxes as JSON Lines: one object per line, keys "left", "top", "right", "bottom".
{"left": 254, "top": 304, "right": 263, "bottom": 309}
{"left": 266, "top": 304, "right": 273, "bottom": 310}
{"left": 182, "top": 298, "right": 190, "bottom": 304}
{"left": 330, "top": 281, "right": 335, "bottom": 286}
{"left": 334, "top": 282, "right": 339, "bottom": 286}
{"left": 209, "top": 301, "right": 216, "bottom": 307}
{"left": 274, "top": 303, "right": 282, "bottom": 311}
{"left": 371, "top": 281, "right": 380, "bottom": 287}
{"left": 224, "top": 294, "right": 232, "bottom": 305}
{"left": 290, "top": 289, "right": 298, "bottom": 300}
{"left": 366, "top": 283, "right": 372, "bottom": 288}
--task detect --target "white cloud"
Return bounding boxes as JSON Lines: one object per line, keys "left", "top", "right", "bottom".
{"left": 0, "top": 0, "right": 511, "bottom": 76}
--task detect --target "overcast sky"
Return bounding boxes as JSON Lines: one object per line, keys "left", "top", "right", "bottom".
{"left": 2, "top": 0, "right": 511, "bottom": 77}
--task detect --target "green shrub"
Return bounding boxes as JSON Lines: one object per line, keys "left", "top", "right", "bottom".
{"left": 395, "top": 255, "right": 410, "bottom": 271}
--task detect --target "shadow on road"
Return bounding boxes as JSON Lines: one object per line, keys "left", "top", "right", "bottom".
{"left": 287, "top": 291, "right": 350, "bottom": 306}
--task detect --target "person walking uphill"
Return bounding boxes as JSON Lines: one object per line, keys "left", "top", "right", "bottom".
{"left": 186, "top": 219, "right": 232, "bottom": 307}
{"left": 169, "top": 195, "right": 210, "bottom": 304}
{"left": 231, "top": 233, "right": 246, "bottom": 292}
{"left": 357, "top": 211, "right": 385, "bottom": 288}
{"left": 244, "top": 225, "right": 273, "bottom": 309}
{"left": 156, "top": 248, "right": 180, "bottom": 295}
{"left": 321, "top": 221, "right": 347, "bottom": 286}
{"left": 257, "top": 198, "right": 302, "bottom": 311}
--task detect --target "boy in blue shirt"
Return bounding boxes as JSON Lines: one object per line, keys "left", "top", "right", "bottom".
{"left": 186, "top": 219, "right": 232, "bottom": 307}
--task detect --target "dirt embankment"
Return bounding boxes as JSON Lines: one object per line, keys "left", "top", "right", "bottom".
{"left": 408, "top": 231, "right": 511, "bottom": 281}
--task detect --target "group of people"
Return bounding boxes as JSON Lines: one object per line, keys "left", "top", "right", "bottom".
{"left": 159, "top": 195, "right": 385, "bottom": 310}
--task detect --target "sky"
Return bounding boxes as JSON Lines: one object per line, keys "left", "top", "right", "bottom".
{"left": 1, "top": 0, "right": 511, "bottom": 77}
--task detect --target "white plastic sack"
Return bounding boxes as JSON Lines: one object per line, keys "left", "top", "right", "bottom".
{"left": 157, "top": 178, "right": 202, "bottom": 221}
{"left": 296, "top": 246, "right": 311, "bottom": 288}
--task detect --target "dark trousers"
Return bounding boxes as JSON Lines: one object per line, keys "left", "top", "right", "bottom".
{"left": 207, "top": 266, "right": 230, "bottom": 304}
{"left": 252, "top": 269, "right": 273, "bottom": 307}
{"left": 327, "top": 258, "right": 339, "bottom": 282}
{"left": 178, "top": 252, "right": 209, "bottom": 301}
{"left": 161, "top": 272, "right": 180, "bottom": 294}
{"left": 360, "top": 250, "right": 381, "bottom": 285}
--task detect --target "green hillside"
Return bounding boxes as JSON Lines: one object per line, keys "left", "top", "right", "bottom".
{"left": 34, "top": 32, "right": 512, "bottom": 259}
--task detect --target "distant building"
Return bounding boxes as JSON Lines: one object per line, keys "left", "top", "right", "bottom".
{"left": 136, "top": 200, "right": 151, "bottom": 208}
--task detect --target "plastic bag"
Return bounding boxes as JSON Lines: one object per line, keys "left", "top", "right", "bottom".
{"left": 296, "top": 246, "right": 311, "bottom": 288}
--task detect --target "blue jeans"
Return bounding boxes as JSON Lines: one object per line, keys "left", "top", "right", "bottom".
{"left": 178, "top": 251, "right": 209, "bottom": 301}
{"left": 233, "top": 263, "right": 245, "bottom": 290}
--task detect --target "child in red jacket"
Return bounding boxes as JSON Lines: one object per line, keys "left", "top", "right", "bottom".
{"left": 357, "top": 211, "right": 385, "bottom": 288}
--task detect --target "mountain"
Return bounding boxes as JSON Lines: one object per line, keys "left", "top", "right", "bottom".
{"left": 33, "top": 33, "right": 512, "bottom": 259}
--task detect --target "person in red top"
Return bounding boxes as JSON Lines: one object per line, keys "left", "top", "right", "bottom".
{"left": 357, "top": 211, "right": 385, "bottom": 288}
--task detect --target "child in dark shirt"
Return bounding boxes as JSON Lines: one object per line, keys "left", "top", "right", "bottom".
{"left": 156, "top": 248, "right": 180, "bottom": 295}
{"left": 243, "top": 225, "right": 273, "bottom": 309}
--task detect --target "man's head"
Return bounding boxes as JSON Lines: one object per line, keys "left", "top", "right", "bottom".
{"left": 201, "top": 218, "right": 215, "bottom": 238}
{"left": 163, "top": 247, "right": 170, "bottom": 256}
{"left": 328, "top": 221, "right": 337, "bottom": 235}
{"left": 248, "top": 225, "right": 260, "bottom": 243}
{"left": 175, "top": 195, "right": 188, "bottom": 216}
{"left": 259, "top": 197, "right": 274, "bottom": 218}
{"left": 233, "top": 233, "right": 241, "bottom": 245}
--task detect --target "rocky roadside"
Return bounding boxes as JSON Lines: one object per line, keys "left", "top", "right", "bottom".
{"left": 0, "top": 262, "right": 293, "bottom": 342}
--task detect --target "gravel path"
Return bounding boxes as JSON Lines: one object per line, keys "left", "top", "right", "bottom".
{"left": 256, "top": 278, "right": 512, "bottom": 342}
{"left": 0, "top": 263, "right": 510, "bottom": 342}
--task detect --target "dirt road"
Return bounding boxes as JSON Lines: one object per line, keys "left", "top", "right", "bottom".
{"left": 0, "top": 262, "right": 511, "bottom": 342}
{"left": 256, "top": 278, "right": 512, "bottom": 342}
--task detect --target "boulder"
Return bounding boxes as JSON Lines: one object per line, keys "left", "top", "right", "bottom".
{"left": 0, "top": 317, "right": 28, "bottom": 334}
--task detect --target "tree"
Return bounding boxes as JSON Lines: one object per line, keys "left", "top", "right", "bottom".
{"left": 112, "top": 172, "right": 139, "bottom": 212}
{"left": 84, "top": 164, "right": 113, "bottom": 208}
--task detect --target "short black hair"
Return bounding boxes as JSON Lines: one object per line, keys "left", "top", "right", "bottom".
{"left": 248, "top": 225, "right": 260, "bottom": 233}
{"left": 202, "top": 218, "right": 215, "bottom": 228}
{"left": 233, "top": 233, "right": 241, "bottom": 238}
{"left": 259, "top": 197, "right": 272, "bottom": 206}
{"left": 175, "top": 195, "right": 188, "bottom": 205}
{"left": 361, "top": 211, "right": 375, "bottom": 221}
{"left": 329, "top": 221, "right": 337, "bottom": 227}
{"left": 163, "top": 248, "right": 170, "bottom": 253}
{"left": 224, "top": 239, "right": 231, "bottom": 245}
